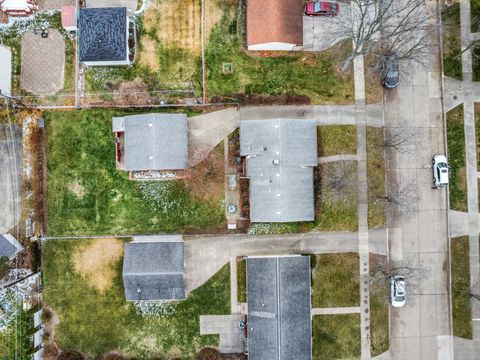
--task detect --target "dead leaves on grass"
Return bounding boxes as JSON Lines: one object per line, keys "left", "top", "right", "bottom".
{"left": 73, "top": 238, "right": 124, "bottom": 294}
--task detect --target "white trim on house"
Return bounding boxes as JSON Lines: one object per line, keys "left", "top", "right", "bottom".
{"left": 247, "top": 42, "right": 298, "bottom": 51}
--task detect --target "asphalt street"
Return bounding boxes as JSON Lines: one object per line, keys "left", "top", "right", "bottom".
{"left": 384, "top": 51, "right": 453, "bottom": 359}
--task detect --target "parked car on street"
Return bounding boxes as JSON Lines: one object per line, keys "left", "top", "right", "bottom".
{"left": 382, "top": 54, "right": 400, "bottom": 89}
{"left": 305, "top": 1, "right": 339, "bottom": 16}
{"left": 389, "top": 275, "right": 406, "bottom": 308}
{"left": 432, "top": 154, "right": 449, "bottom": 188}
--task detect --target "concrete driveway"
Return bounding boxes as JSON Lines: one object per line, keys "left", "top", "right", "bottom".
{"left": 0, "top": 124, "right": 22, "bottom": 233}
{"left": 301, "top": 6, "right": 350, "bottom": 52}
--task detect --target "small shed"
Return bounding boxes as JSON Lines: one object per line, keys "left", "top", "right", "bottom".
{"left": 61, "top": 5, "right": 77, "bottom": 32}
{"left": 0, "top": 234, "right": 24, "bottom": 260}
{"left": 122, "top": 235, "right": 185, "bottom": 301}
{"left": 0, "top": 45, "right": 12, "bottom": 96}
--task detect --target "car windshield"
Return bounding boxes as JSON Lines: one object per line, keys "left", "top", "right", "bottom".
{"left": 314, "top": 2, "right": 322, "bottom": 11}
{"left": 438, "top": 162, "right": 448, "bottom": 168}
{"left": 395, "top": 279, "right": 405, "bottom": 295}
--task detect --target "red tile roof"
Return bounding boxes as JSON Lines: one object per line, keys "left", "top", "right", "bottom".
{"left": 246, "top": 0, "right": 304, "bottom": 47}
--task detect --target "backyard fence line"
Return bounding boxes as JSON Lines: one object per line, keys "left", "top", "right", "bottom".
{"left": 27, "top": 102, "right": 240, "bottom": 110}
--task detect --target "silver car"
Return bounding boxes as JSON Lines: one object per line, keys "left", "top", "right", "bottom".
{"left": 432, "top": 155, "right": 449, "bottom": 188}
{"left": 389, "top": 275, "right": 406, "bottom": 308}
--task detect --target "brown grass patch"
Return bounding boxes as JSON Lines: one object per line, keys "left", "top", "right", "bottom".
{"left": 143, "top": 0, "right": 222, "bottom": 53}
{"left": 138, "top": 36, "right": 160, "bottom": 71}
{"left": 185, "top": 142, "right": 225, "bottom": 202}
{"left": 72, "top": 238, "right": 124, "bottom": 293}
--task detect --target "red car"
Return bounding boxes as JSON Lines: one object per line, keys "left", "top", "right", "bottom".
{"left": 305, "top": 1, "right": 339, "bottom": 16}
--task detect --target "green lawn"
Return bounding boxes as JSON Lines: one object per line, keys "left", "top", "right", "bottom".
{"left": 472, "top": 0, "right": 480, "bottom": 32}
{"left": 442, "top": 3, "right": 462, "bottom": 80}
{"left": 366, "top": 127, "right": 386, "bottom": 228}
{"left": 42, "top": 239, "right": 231, "bottom": 358}
{"left": 237, "top": 258, "right": 247, "bottom": 303}
{"left": 45, "top": 109, "right": 225, "bottom": 236}
{"left": 314, "top": 161, "right": 358, "bottom": 232}
{"left": 451, "top": 236, "right": 473, "bottom": 339}
{"left": 447, "top": 105, "right": 468, "bottom": 211}
{"left": 312, "top": 253, "right": 360, "bottom": 308}
{"left": 318, "top": 126, "right": 357, "bottom": 157}
{"left": 204, "top": 5, "right": 354, "bottom": 104}
{"left": 313, "top": 314, "right": 361, "bottom": 360}
{"left": 369, "top": 255, "right": 389, "bottom": 356}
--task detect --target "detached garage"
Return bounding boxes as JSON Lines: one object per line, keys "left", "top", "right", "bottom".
{"left": 246, "top": 0, "right": 304, "bottom": 51}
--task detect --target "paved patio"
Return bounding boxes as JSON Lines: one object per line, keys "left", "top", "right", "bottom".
{"left": 20, "top": 29, "right": 65, "bottom": 95}
{"left": 199, "top": 315, "right": 245, "bottom": 353}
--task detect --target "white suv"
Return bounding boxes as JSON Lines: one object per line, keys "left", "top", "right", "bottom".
{"left": 432, "top": 155, "right": 449, "bottom": 188}
{"left": 389, "top": 275, "right": 406, "bottom": 308}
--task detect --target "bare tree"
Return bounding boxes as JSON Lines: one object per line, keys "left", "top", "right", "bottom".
{"left": 370, "top": 255, "right": 424, "bottom": 296}
{"left": 332, "top": 0, "right": 437, "bottom": 72}
{"left": 322, "top": 160, "right": 357, "bottom": 203}
{"left": 377, "top": 179, "right": 417, "bottom": 214}
{"left": 382, "top": 127, "right": 420, "bottom": 154}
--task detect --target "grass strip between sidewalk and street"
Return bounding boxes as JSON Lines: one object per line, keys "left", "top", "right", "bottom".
{"left": 451, "top": 236, "right": 473, "bottom": 339}
{"left": 447, "top": 105, "right": 468, "bottom": 212}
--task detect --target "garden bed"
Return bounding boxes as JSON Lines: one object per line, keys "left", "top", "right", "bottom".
{"left": 442, "top": 3, "right": 462, "bottom": 80}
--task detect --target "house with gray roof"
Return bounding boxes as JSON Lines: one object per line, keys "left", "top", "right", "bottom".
{"left": 246, "top": 255, "right": 312, "bottom": 360}
{"left": 122, "top": 235, "right": 185, "bottom": 301}
{"left": 240, "top": 119, "right": 317, "bottom": 222}
{"left": 112, "top": 113, "right": 188, "bottom": 171}
{"left": 0, "top": 234, "right": 23, "bottom": 260}
{"left": 79, "top": 7, "right": 130, "bottom": 66}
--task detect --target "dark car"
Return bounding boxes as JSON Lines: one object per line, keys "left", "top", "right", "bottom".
{"left": 382, "top": 55, "right": 400, "bottom": 89}
{"left": 305, "top": 1, "right": 339, "bottom": 16}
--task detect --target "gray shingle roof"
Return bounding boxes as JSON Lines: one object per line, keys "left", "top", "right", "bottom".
{"left": 122, "top": 236, "right": 185, "bottom": 301}
{"left": 247, "top": 256, "right": 312, "bottom": 360}
{"left": 79, "top": 7, "right": 128, "bottom": 63}
{"left": 119, "top": 113, "right": 188, "bottom": 171}
{"left": 0, "top": 234, "right": 23, "bottom": 260}
{"left": 240, "top": 119, "right": 317, "bottom": 222}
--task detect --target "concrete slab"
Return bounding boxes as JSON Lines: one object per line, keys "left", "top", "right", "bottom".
{"left": 199, "top": 315, "right": 244, "bottom": 353}
{"left": 0, "top": 124, "right": 22, "bottom": 233}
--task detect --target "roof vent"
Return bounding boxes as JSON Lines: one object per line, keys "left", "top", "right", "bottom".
{"left": 272, "top": 159, "right": 280, "bottom": 165}
{"left": 263, "top": 147, "right": 268, "bottom": 151}
{"left": 137, "top": 286, "right": 142, "bottom": 293}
